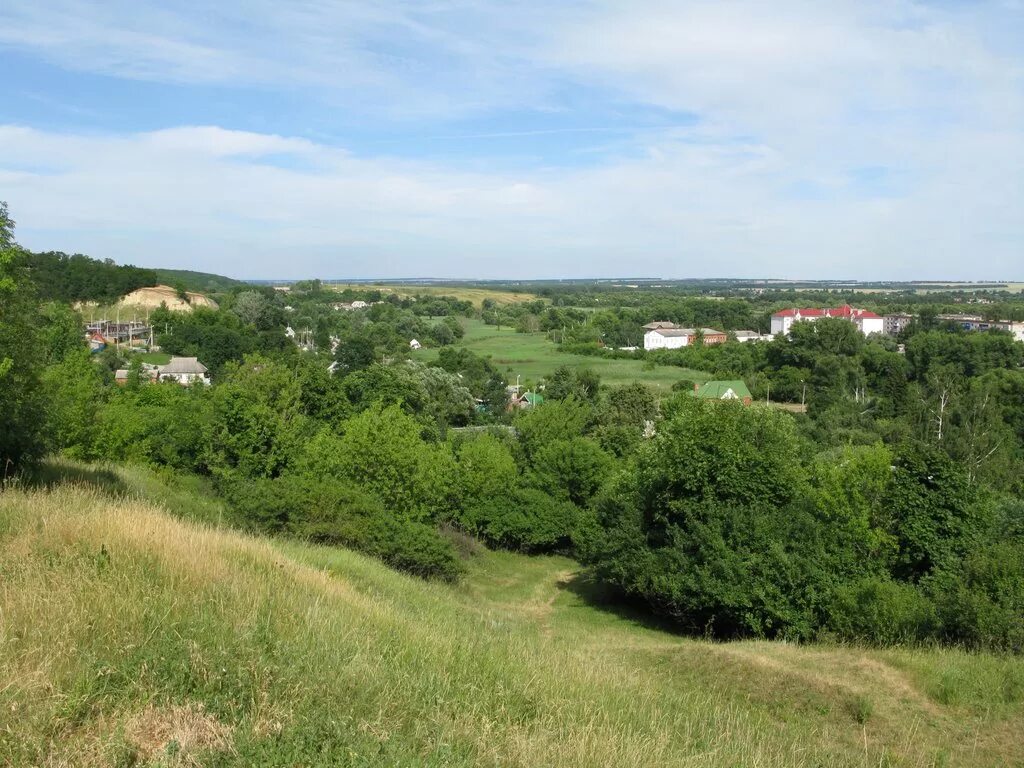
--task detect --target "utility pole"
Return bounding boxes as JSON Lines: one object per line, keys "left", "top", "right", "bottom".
{"left": 801, "top": 380, "right": 806, "bottom": 409}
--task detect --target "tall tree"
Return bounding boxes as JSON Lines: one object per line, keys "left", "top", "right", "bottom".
{"left": 0, "top": 203, "right": 46, "bottom": 474}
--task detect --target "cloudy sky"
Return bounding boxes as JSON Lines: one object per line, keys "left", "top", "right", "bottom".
{"left": 1, "top": 1, "right": 1021, "bottom": 280}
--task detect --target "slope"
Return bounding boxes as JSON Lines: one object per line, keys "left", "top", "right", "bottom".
{"left": 1, "top": 479, "right": 1022, "bottom": 767}
{"left": 154, "top": 268, "right": 244, "bottom": 294}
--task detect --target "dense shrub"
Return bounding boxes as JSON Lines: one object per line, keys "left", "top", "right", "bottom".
{"left": 583, "top": 398, "right": 823, "bottom": 639}
{"left": 825, "top": 577, "right": 937, "bottom": 646}
{"left": 222, "top": 474, "right": 462, "bottom": 581}
{"left": 462, "top": 487, "right": 589, "bottom": 554}
{"left": 298, "top": 407, "right": 460, "bottom": 521}
{"left": 95, "top": 383, "right": 212, "bottom": 472}
{"left": 927, "top": 541, "right": 1024, "bottom": 652}
{"left": 528, "top": 437, "right": 612, "bottom": 507}
{"left": 514, "top": 396, "right": 594, "bottom": 464}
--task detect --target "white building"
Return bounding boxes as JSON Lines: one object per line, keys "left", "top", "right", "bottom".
{"left": 643, "top": 322, "right": 727, "bottom": 351}
{"left": 409, "top": 339, "right": 422, "bottom": 350}
{"left": 156, "top": 357, "right": 211, "bottom": 385}
{"left": 733, "top": 330, "right": 772, "bottom": 343}
{"left": 770, "top": 305, "right": 884, "bottom": 337}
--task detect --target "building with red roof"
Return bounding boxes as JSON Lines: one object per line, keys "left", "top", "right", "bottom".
{"left": 769, "top": 305, "right": 884, "bottom": 337}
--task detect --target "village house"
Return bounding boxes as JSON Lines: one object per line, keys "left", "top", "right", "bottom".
{"left": 156, "top": 357, "right": 211, "bottom": 385}
{"left": 508, "top": 391, "right": 544, "bottom": 410}
{"left": 770, "top": 305, "right": 884, "bottom": 337}
{"left": 693, "top": 380, "right": 753, "bottom": 405}
{"left": 332, "top": 300, "right": 370, "bottom": 311}
{"left": 87, "top": 331, "right": 108, "bottom": 353}
{"left": 642, "top": 322, "right": 727, "bottom": 350}
{"left": 113, "top": 366, "right": 159, "bottom": 386}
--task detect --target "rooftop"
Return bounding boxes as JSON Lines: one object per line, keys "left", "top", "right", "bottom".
{"left": 652, "top": 327, "right": 725, "bottom": 337}
{"left": 772, "top": 304, "right": 881, "bottom": 320}
{"left": 643, "top": 321, "right": 677, "bottom": 330}
{"left": 158, "top": 357, "right": 209, "bottom": 375}
{"left": 694, "top": 380, "right": 753, "bottom": 401}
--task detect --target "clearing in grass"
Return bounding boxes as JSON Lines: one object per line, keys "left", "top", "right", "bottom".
{"left": 414, "top": 319, "right": 708, "bottom": 392}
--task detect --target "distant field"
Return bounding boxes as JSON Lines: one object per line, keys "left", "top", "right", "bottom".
{"left": 413, "top": 319, "right": 708, "bottom": 392}
{"left": 329, "top": 282, "right": 539, "bottom": 308}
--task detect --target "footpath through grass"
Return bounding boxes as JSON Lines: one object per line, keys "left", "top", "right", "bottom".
{"left": 414, "top": 319, "right": 708, "bottom": 393}
{"left": 2, "top": 466, "right": 1023, "bottom": 766}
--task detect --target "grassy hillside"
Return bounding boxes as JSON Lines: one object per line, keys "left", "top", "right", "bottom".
{"left": 2, "top": 471, "right": 1023, "bottom": 766}
{"left": 413, "top": 319, "right": 709, "bottom": 392}
{"left": 154, "top": 268, "right": 244, "bottom": 294}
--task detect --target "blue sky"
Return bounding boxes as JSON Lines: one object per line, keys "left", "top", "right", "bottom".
{"left": 1, "top": 1, "right": 1022, "bottom": 280}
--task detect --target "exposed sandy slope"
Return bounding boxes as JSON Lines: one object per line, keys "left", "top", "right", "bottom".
{"left": 119, "top": 284, "right": 219, "bottom": 311}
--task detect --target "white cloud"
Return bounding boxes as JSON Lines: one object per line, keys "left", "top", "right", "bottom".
{"left": 0, "top": 1, "right": 1021, "bottom": 278}
{"left": 2, "top": 122, "right": 1021, "bottom": 280}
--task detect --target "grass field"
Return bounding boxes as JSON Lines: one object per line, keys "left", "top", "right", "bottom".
{"left": 134, "top": 351, "right": 171, "bottom": 365}
{"left": 329, "top": 282, "right": 539, "bottom": 308}
{"left": 413, "top": 319, "right": 709, "bottom": 393}
{"left": 2, "top": 468, "right": 1023, "bottom": 766}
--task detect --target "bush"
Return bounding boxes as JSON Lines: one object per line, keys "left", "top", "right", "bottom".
{"left": 826, "top": 577, "right": 937, "bottom": 646}
{"left": 528, "top": 437, "right": 612, "bottom": 506}
{"left": 463, "top": 487, "right": 589, "bottom": 554}
{"left": 221, "top": 474, "right": 463, "bottom": 581}
{"left": 299, "top": 407, "right": 460, "bottom": 521}
{"left": 583, "top": 399, "right": 821, "bottom": 639}
{"left": 927, "top": 541, "right": 1024, "bottom": 652}
{"left": 362, "top": 514, "right": 464, "bottom": 582}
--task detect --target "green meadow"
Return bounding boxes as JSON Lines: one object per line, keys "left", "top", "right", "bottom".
{"left": 2, "top": 465, "right": 1022, "bottom": 767}
{"left": 329, "top": 282, "right": 539, "bottom": 308}
{"left": 413, "top": 319, "right": 708, "bottom": 393}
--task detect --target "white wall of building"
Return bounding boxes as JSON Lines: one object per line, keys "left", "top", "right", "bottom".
{"left": 769, "top": 315, "right": 792, "bottom": 336}
{"left": 857, "top": 317, "right": 885, "bottom": 335}
{"left": 643, "top": 330, "right": 690, "bottom": 350}
{"left": 771, "top": 312, "right": 883, "bottom": 337}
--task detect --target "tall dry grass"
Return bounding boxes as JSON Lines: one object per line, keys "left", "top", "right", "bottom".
{"left": 2, "top": 483, "right": 1022, "bottom": 766}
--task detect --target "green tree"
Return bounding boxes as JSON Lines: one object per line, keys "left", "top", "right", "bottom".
{"left": 41, "top": 348, "right": 106, "bottom": 459}
{"left": 529, "top": 437, "right": 612, "bottom": 507}
{"left": 889, "top": 442, "right": 981, "bottom": 582}
{"left": 514, "top": 396, "right": 594, "bottom": 464}
{"left": 546, "top": 365, "right": 600, "bottom": 403}
{"left": 208, "top": 356, "right": 309, "bottom": 479}
{"left": 232, "top": 290, "right": 272, "bottom": 327}
{"left": 456, "top": 433, "right": 519, "bottom": 509}
{"left": 584, "top": 398, "right": 817, "bottom": 638}
{"left": 299, "top": 406, "right": 458, "bottom": 521}
{"left": 39, "top": 303, "right": 86, "bottom": 365}
{"left": 0, "top": 202, "right": 46, "bottom": 473}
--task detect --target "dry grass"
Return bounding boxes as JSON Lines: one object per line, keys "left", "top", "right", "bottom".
{"left": 2, "top": 484, "right": 1023, "bottom": 766}
{"left": 328, "top": 282, "right": 539, "bottom": 308}
{"left": 123, "top": 703, "right": 233, "bottom": 766}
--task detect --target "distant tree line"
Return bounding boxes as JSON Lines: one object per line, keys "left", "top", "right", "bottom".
{"left": 25, "top": 250, "right": 158, "bottom": 303}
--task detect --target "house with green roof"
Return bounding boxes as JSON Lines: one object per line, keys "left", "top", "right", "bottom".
{"left": 692, "top": 380, "right": 752, "bottom": 405}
